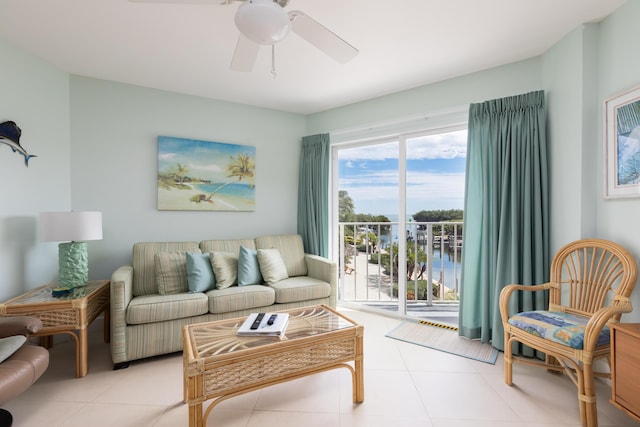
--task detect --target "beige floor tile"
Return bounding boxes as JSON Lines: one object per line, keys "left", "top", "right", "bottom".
{"left": 59, "top": 403, "right": 166, "bottom": 427}
{"left": 254, "top": 370, "right": 343, "bottom": 413}
{"left": 95, "top": 360, "right": 184, "bottom": 405}
{"left": 245, "top": 410, "right": 339, "bottom": 427}
{"left": 394, "top": 337, "right": 481, "bottom": 373}
{"left": 155, "top": 401, "right": 254, "bottom": 427}
{"left": 412, "top": 371, "right": 520, "bottom": 422}
{"left": 432, "top": 420, "right": 528, "bottom": 427}
{"left": 4, "top": 307, "right": 640, "bottom": 427}
{"left": 340, "top": 369, "right": 428, "bottom": 418}
{"left": 2, "top": 400, "right": 83, "bottom": 427}
{"left": 339, "top": 413, "right": 434, "bottom": 427}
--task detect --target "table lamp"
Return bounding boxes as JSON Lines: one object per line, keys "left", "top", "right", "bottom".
{"left": 39, "top": 211, "right": 103, "bottom": 288}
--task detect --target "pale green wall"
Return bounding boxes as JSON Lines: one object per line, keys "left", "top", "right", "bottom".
{"left": 2, "top": 2, "right": 640, "bottom": 310}
{"left": 597, "top": 0, "right": 640, "bottom": 246}
{"left": 307, "top": 1, "right": 640, "bottom": 321}
{"left": 541, "top": 24, "right": 599, "bottom": 251}
{"left": 69, "top": 77, "right": 307, "bottom": 280}
{"left": 596, "top": 0, "right": 640, "bottom": 321}
{"left": 0, "top": 39, "right": 71, "bottom": 299}
{"left": 306, "top": 58, "right": 542, "bottom": 135}
{"left": 540, "top": 0, "right": 640, "bottom": 321}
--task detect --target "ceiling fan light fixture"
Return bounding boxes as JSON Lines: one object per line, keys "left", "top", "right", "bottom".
{"left": 235, "top": 0, "right": 291, "bottom": 45}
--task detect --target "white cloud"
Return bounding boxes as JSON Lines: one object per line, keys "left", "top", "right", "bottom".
{"left": 337, "top": 129, "right": 467, "bottom": 214}
{"left": 189, "top": 163, "right": 222, "bottom": 172}
{"left": 341, "top": 170, "right": 465, "bottom": 214}
{"left": 408, "top": 132, "right": 467, "bottom": 159}
{"left": 159, "top": 152, "right": 177, "bottom": 160}
{"left": 338, "top": 130, "right": 466, "bottom": 161}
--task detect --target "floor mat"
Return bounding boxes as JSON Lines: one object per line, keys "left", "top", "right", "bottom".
{"left": 386, "top": 320, "right": 498, "bottom": 364}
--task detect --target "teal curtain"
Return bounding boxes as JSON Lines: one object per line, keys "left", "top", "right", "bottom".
{"left": 459, "top": 91, "right": 549, "bottom": 352}
{"left": 297, "top": 133, "right": 329, "bottom": 257}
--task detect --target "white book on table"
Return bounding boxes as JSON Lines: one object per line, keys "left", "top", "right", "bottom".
{"left": 237, "top": 312, "right": 289, "bottom": 336}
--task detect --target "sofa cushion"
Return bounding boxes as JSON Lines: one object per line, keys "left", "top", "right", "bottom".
{"left": 133, "top": 242, "right": 200, "bottom": 296}
{"left": 0, "top": 344, "right": 49, "bottom": 404}
{"left": 126, "top": 293, "right": 208, "bottom": 325}
{"left": 269, "top": 276, "right": 331, "bottom": 304}
{"left": 186, "top": 252, "right": 216, "bottom": 293}
{"left": 200, "top": 238, "right": 256, "bottom": 254}
{"left": 211, "top": 251, "right": 238, "bottom": 289}
{"left": 237, "top": 246, "right": 263, "bottom": 286}
{"left": 206, "top": 285, "right": 276, "bottom": 314}
{"left": 255, "top": 234, "right": 308, "bottom": 277}
{"left": 257, "top": 248, "right": 289, "bottom": 284}
{"left": 155, "top": 251, "right": 191, "bottom": 295}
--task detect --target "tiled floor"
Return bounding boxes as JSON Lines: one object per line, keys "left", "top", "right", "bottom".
{"left": 5, "top": 307, "right": 640, "bottom": 426}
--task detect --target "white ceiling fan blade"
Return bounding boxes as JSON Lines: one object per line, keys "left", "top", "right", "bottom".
{"left": 230, "top": 34, "right": 260, "bottom": 72}
{"left": 289, "top": 10, "right": 358, "bottom": 64}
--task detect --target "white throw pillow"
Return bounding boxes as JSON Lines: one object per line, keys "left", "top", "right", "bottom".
{"left": 257, "top": 248, "right": 289, "bottom": 284}
{"left": 211, "top": 251, "right": 238, "bottom": 289}
{"left": 155, "top": 251, "right": 190, "bottom": 295}
{"left": 0, "top": 335, "right": 27, "bottom": 363}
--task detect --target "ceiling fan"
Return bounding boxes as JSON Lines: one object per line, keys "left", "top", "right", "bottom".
{"left": 130, "top": 0, "right": 359, "bottom": 73}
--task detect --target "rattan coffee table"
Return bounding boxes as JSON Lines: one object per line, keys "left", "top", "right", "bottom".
{"left": 182, "top": 304, "right": 364, "bottom": 427}
{"left": 0, "top": 280, "right": 110, "bottom": 378}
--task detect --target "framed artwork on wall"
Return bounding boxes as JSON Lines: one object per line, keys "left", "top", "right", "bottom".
{"left": 605, "top": 84, "right": 640, "bottom": 198}
{"left": 157, "top": 136, "right": 256, "bottom": 211}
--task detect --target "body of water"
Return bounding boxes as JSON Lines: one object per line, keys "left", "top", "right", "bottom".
{"left": 195, "top": 182, "right": 255, "bottom": 198}
{"left": 374, "top": 220, "right": 461, "bottom": 292}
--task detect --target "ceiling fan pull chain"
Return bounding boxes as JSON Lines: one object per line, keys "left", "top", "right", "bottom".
{"left": 271, "top": 45, "right": 277, "bottom": 79}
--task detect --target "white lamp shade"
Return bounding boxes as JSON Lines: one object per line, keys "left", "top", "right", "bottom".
{"left": 235, "top": 0, "right": 291, "bottom": 45}
{"left": 39, "top": 211, "right": 103, "bottom": 242}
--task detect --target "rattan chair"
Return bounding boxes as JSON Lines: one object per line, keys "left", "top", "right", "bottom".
{"left": 500, "top": 239, "right": 638, "bottom": 427}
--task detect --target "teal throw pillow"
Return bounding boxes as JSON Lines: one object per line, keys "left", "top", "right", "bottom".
{"left": 186, "top": 252, "right": 216, "bottom": 293}
{"left": 237, "top": 246, "right": 263, "bottom": 286}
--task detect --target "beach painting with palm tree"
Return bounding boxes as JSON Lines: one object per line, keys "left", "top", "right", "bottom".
{"left": 157, "top": 136, "right": 255, "bottom": 211}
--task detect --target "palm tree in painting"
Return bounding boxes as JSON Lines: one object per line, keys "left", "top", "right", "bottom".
{"left": 226, "top": 153, "right": 255, "bottom": 185}
{"left": 176, "top": 163, "right": 189, "bottom": 183}
{"left": 205, "top": 153, "right": 255, "bottom": 202}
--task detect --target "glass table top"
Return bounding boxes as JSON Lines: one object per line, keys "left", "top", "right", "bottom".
{"left": 4, "top": 281, "right": 106, "bottom": 305}
{"left": 187, "top": 305, "right": 356, "bottom": 358}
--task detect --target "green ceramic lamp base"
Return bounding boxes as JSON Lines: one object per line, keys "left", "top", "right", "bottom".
{"left": 58, "top": 241, "right": 89, "bottom": 288}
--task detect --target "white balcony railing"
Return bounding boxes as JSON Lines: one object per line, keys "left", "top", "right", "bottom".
{"left": 338, "top": 221, "right": 462, "bottom": 308}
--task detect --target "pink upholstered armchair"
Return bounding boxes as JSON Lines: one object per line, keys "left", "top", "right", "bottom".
{"left": 0, "top": 316, "right": 49, "bottom": 426}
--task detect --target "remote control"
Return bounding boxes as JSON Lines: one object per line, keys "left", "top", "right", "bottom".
{"left": 250, "top": 313, "right": 265, "bottom": 330}
{"left": 267, "top": 314, "right": 277, "bottom": 325}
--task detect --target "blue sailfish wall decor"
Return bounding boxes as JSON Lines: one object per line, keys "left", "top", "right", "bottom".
{"left": 0, "top": 120, "right": 36, "bottom": 166}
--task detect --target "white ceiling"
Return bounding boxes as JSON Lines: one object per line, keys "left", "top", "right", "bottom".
{"left": 0, "top": 0, "right": 626, "bottom": 114}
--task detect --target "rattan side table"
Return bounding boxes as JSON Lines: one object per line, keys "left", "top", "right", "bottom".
{"left": 0, "top": 280, "right": 110, "bottom": 378}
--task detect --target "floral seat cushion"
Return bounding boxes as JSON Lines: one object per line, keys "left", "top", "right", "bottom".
{"left": 508, "top": 310, "right": 610, "bottom": 350}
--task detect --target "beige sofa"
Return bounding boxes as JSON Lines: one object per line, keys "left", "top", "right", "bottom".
{"left": 110, "top": 234, "right": 337, "bottom": 367}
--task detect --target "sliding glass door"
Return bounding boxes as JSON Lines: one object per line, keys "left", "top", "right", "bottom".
{"left": 335, "top": 139, "right": 400, "bottom": 314}
{"left": 333, "top": 127, "right": 466, "bottom": 321}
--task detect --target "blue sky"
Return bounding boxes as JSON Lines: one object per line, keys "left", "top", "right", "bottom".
{"left": 158, "top": 136, "right": 255, "bottom": 183}
{"left": 338, "top": 129, "right": 467, "bottom": 216}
